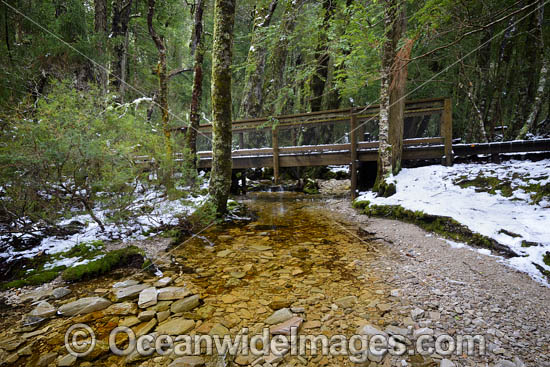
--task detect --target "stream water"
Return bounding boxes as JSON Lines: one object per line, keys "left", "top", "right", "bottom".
{"left": 0, "top": 193, "right": 435, "bottom": 366}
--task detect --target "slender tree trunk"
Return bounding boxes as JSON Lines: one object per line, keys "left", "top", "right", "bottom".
{"left": 187, "top": 0, "right": 205, "bottom": 169}
{"left": 209, "top": 0, "right": 236, "bottom": 216}
{"left": 147, "top": 0, "right": 172, "bottom": 188}
{"left": 111, "top": 0, "right": 133, "bottom": 97}
{"left": 517, "top": 0, "right": 547, "bottom": 139}
{"left": 94, "top": 0, "right": 108, "bottom": 91}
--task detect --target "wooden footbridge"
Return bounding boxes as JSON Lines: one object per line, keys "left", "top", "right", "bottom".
{"left": 172, "top": 97, "right": 549, "bottom": 197}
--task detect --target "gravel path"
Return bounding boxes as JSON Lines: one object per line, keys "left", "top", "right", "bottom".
{"left": 325, "top": 198, "right": 550, "bottom": 367}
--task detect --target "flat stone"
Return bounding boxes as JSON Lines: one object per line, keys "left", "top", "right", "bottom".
{"left": 157, "top": 310, "right": 170, "bottom": 323}
{"left": 303, "top": 320, "right": 322, "bottom": 329}
{"left": 411, "top": 307, "right": 425, "bottom": 321}
{"left": 221, "top": 295, "right": 238, "bottom": 304}
{"left": 0, "top": 337, "right": 23, "bottom": 351}
{"left": 440, "top": 359, "right": 456, "bottom": 367}
{"left": 103, "top": 302, "right": 137, "bottom": 316}
{"left": 171, "top": 295, "right": 200, "bottom": 313}
{"left": 58, "top": 353, "right": 78, "bottom": 366}
{"left": 377, "top": 303, "right": 392, "bottom": 312}
{"left": 114, "top": 284, "right": 149, "bottom": 301}
{"left": 334, "top": 296, "right": 357, "bottom": 309}
{"left": 270, "top": 316, "right": 303, "bottom": 335}
{"left": 30, "top": 301, "right": 56, "bottom": 318}
{"left": 217, "top": 249, "right": 232, "bottom": 257}
{"left": 230, "top": 272, "right": 246, "bottom": 279}
{"left": 249, "top": 244, "right": 272, "bottom": 251}
{"left": 138, "top": 287, "right": 158, "bottom": 308}
{"left": 154, "top": 277, "right": 173, "bottom": 287}
{"left": 385, "top": 325, "right": 409, "bottom": 336}
{"left": 357, "top": 324, "right": 388, "bottom": 338}
{"left": 157, "top": 287, "right": 191, "bottom": 301}
{"left": 58, "top": 297, "right": 111, "bottom": 316}
{"left": 208, "top": 323, "right": 230, "bottom": 336}
{"left": 413, "top": 327, "right": 434, "bottom": 338}
{"left": 17, "top": 344, "right": 33, "bottom": 356}
{"left": 138, "top": 310, "right": 156, "bottom": 321}
{"left": 134, "top": 319, "right": 157, "bottom": 338}
{"left": 37, "top": 352, "right": 57, "bottom": 366}
{"left": 51, "top": 287, "right": 71, "bottom": 299}
{"left": 156, "top": 318, "right": 195, "bottom": 335}
{"left": 265, "top": 308, "right": 293, "bottom": 325}
{"left": 120, "top": 316, "right": 141, "bottom": 327}
{"left": 494, "top": 360, "right": 516, "bottom": 367}
{"left": 113, "top": 279, "right": 140, "bottom": 288}
{"left": 168, "top": 356, "right": 206, "bottom": 367}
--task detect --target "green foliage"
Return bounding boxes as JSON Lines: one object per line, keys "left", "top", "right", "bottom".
{"left": 62, "top": 246, "right": 144, "bottom": 282}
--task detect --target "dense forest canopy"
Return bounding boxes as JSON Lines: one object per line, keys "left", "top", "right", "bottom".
{"left": 0, "top": 0, "right": 549, "bottom": 230}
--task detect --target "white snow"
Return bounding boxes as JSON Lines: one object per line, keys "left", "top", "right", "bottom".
{"left": 328, "top": 165, "right": 350, "bottom": 174}
{"left": 1, "top": 182, "right": 208, "bottom": 268}
{"left": 355, "top": 159, "right": 550, "bottom": 284}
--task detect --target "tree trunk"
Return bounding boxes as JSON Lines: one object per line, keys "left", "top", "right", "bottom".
{"left": 186, "top": 0, "right": 206, "bottom": 169}
{"left": 209, "top": 0, "right": 236, "bottom": 216}
{"left": 147, "top": 0, "right": 172, "bottom": 188}
{"left": 111, "top": 0, "right": 133, "bottom": 97}
{"left": 517, "top": 0, "right": 546, "bottom": 139}
{"left": 94, "top": 0, "right": 108, "bottom": 91}
{"left": 375, "top": 0, "right": 405, "bottom": 197}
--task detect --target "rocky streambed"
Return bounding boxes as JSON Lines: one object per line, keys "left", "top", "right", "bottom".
{"left": 0, "top": 192, "right": 541, "bottom": 367}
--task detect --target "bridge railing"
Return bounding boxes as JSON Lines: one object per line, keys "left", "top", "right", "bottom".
{"left": 185, "top": 98, "right": 452, "bottom": 186}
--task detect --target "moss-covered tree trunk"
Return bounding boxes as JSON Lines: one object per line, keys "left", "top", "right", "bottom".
{"left": 187, "top": 0, "right": 206, "bottom": 169}
{"left": 147, "top": 0, "right": 172, "bottom": 188}
{"left": 209, "top": 0, "right": 236, "bottom": 216}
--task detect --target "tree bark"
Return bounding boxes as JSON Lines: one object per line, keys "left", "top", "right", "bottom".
{"left": 517, "top": 0, "right": 547, "bottom": 139}
{"left": 94, "top": 0, "right": 108, "bottom": 91}
{"left": 110, "top": 0, "right": 133, "bottom": 97}
{"left": 209, "top": 0, "right": 236, "bottom": 216}
{"left": 239, "top": 0, "right": 278, "bottom": 119}
{"left": 186, "top": 0, "right": 206, "bottom": 169}
{"left": 147, "top": 0, "right": 172, "bottom": 188}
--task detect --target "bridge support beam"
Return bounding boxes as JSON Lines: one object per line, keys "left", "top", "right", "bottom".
{"left": 272, "top": 127, "right": 280, "bottom": 184}
{"left": 443, "top": 98, "right": 453, "bottom": 166}
{"left": 350, "top": 113, "right": 358, "bottom": 199}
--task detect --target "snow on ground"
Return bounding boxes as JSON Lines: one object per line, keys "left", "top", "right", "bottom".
{"left": 356, "top": 159, "right": 550, "bottom": 283}
{"left": 0, "top": 182, "right": 208, "bottom": 268}
{"left": 328, "top": 165, "right": 350, "bottom": 174}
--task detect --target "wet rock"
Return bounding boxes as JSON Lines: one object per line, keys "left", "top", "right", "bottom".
{"left": 37, "top": 352, "right": 57, "bottom": 366}
{"left": 265, "top": 308, "right": 293, "bottom": 325}
{"left": 154, "top": 277, "right": 173, "bottom": 287}
{"left": 138, "top": 310, "right": 156, "bottom": 322}
{"left": 51, "top": 287, "right": 71, "bottom": 299}
{"left": 270, "top": 316, "right": 303, "bottom": 335}
{"left": 171, "top": 295, "right": 200, "bottom": 313}
{"left": 0, "top": 337, "right": 22, "bottom": 352}
{"left": 113, "top": 279, "right": 140, "bottom": 288}
{"left": 17, "top": 343, "right": 33, "bottom": 356}
{"left": 157, "top": 287, "right": 191, "bottom": 301}
{"left": 156, "top": 318, "right": 195, "bottom": 335}
{"left": 58, "top": 353, "right": 77, "bottom": 366}
{"left": 168, "top": 356, "right": 206, "bottom": 367}
{"left": 334, "top": 296, "right": 357, "bottom": 309}
{"left": 30, "top": 301, "right": 56, "bottom": 319}
{"left": 58, "top": 297, "right": 111, "bottom": 316}
{"left": 114, "top": 284, "right": 149, "bottom": 301}
{"left": 138, "top": 287, "right": 158, "bottom": 308}
{"left": 103, "top": 302, "right": 137, "bottom": 316}
{"left": 5, "top": 352, "right": 19, "bottom": 364}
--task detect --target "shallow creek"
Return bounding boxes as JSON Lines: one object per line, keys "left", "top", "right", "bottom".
{"left": 0, "top": 193, "right": 426, "bottom": 366}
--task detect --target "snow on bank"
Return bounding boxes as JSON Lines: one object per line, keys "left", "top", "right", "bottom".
{"left": 356, "top": 159, "right": 550, "bottom": 283}
{"left": 1, "top": 183, "right": 208, "bottom": 268}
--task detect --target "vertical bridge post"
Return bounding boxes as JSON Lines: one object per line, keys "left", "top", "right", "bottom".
{"left": 350, "top": 112, "right": 358, "bottom": 199}
{"left": 272, "top": 126, "right": 280, "bottom": 184}
{"left": 443, "top": 98, "right": 453, "bottom": 166}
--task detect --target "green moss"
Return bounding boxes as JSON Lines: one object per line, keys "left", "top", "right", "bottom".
{"left": 456, "top": 174, "right": 514, "bottom": 197}
{"left": 62, "top": 246, "right": 144, "bottom": 282}
{"left": 303, "top": 179, "right": 319, "bottom": 195}
{"left": 522, "top": 182, "right": 550, "bottom": 205}
{"left": 359, "top": 203, "right": 516, "bottom": 256}
{"left": 544, "top": 252, "right": 550, "bottom": 267}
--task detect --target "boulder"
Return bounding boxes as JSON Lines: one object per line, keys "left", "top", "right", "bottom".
{"left": 30, "top": 301, "right": 56, "bottom": 319}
